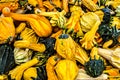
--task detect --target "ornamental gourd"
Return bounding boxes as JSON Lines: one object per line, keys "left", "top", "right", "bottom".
{"left": 84, "top": 57, "right": 105, "bottom": 77}
{"left": 55, "top": 59, "right": 79, "bottom": 80}
{"left": 2, "top": 7, "right": 52, "bottom": 37}
{"left": 0, "top": 43, "right": 15, "bottom": 75}
{"left": 0, "top": 17, "right": 15, "bottom": 44}
{"left": 54, "top": 34, "right": 76, "bottom": 59}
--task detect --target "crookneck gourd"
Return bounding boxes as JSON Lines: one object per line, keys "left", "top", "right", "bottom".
{"left": 23, "top": 66, "right": 47, "bottom": 80}
{"left": 2, "top": 7, "right": 52, "bottom": 37}
{"left": 46, "top": 55, "right": 60, "bottom": 80}
{"left": 0, "top": 17, "right": 15, "bottom": 44}
{"left": 54, "top": 34, "right": 76, "bottom": 60}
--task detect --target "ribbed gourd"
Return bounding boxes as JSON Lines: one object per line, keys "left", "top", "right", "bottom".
{"left": 55, "top": 34, "right": 75, "bottom": 60}
{"left": 0, "top": 17, "right": 15, "bottom": 44}
{"left": 0, "top": 43, "right": 15, "bottom": 74}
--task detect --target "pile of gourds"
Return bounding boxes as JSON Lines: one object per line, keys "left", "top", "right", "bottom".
{"left": 0, "top": 0, "right": 120, "bottom": 80}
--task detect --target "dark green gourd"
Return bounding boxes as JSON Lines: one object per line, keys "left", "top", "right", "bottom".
{"left": 0, "top": 44, "right": 15, "bottom": 74}
{"left": 84, "top": 58, "right": 105, "bottom": 77}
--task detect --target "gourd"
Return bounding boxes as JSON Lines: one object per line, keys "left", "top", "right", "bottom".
{"left": 80, "top": 19, "right": 101, "bottom": 50}
{"left": 46, "top": 55, "right": 60, "bottom": 80}
{"left": 76, "top": 69, "right": 108, "bottom": 80}
{"left": 65, "top": 6, "right": 84, "bottom": 37}
{"left": 74, "top": 42, "right": 89, "bottom": 65}
{"left": 14, "top": 48, "right": 33, "bottom": 64}
{"left": 98, "top": 48, "right": 120, "bottom": 69}
{"left": 0, "top": 0, "right": 18, "bottom": 11}
{"left": 82, "top": 0, "right": 98, "bottom": 11}
{"left": 84, "top": 57, "right": 105, "bottom": 77}
{"left": 55, "top": 59, "right": 79, "bottom": 80}
{"left": 0, "top": 43, "right": 15, "bottom": 74}
{"left": 23, "top": 67, "right": 37, "bottom": 80}
{"left": 24, "top": 66, "right": 47, "bottom": 80}
{"left": 9, "top": 58, "right": 39, "bottom": 80}
{"left": 2, "top": 7, "right": 52, "bottom": 37}
{"left": 80, "top": 12, "right": 100, "bottom": 32}
{"left": 55, "top": 34, "right": 76, "bottom": 59}
{"left": 0, "top": 17, "right": 15, "bottom": 44}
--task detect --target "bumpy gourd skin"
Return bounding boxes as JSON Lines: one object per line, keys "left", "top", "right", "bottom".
{"left": 55, "top": 34, "right": 76, "bottom": 60}
{"left": 84, "top": 58, "right": 105, "bottom": 78}
{"left": 80, "top": 20, "right": 101, "bottom": 50}
{"left": 65, "top": 6, "right": 84, "bottom": 37}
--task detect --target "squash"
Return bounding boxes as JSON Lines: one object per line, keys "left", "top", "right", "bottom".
{"left": 14, "top": 48, "right": 33, "bottom": 64}
{"left": 76, "top": 69, "right": 108, "bottom": 80}
{"left": 82, "top": 0, "right": 98, "bottom": 11}
{"left": 80, "top": 12, "right": 100, "bottom": 32}
{"left": 24, "top": 66, "right": 47, "bottom": 80}
{"left": 0, "top": 0, "right": 18, "bottom": 11}
{"left": 74, "top": 42, "right": 89, "bottom": 65}
{"left": 55, "top": 34, "right": 76, "bottom": 59}
{"left": 0, "top": 43, "right": 15, "bottom": 74}
{"left": 2, "top": 7, "right": 52, "bottom": 37}
{"left": 46, "top": 55, "right": 60, "bottom": 80}
{"left": 9, "top": 58, "right": 39, "bottom": 80}
{"left": 80, "top": 20, "right": 101, "bottom": 50}
{"left": 15, "top": 22, "right": 26, "bottom": 34}
{"left": 0, "top": 17, "right": 15, "bottom": 44}
{"left": 65, "top": 6, "right": 84, "bottom": 37}
{"left": 23, "top": 67, "right": 37, "bottom": 80}
{"left": 0, "top": 75, "right": 8, "bottom": 80}
{"left": 98, "top": 48, "right": 120, "bottom": 69}
{"left": 20, "top": 27, "right": 38, "bottom": 44}
{"left": 84, "top": 57, "right": 105, "bottom": 77}
{"left": 55, "top": 59, "right": 79, "bottom": 80}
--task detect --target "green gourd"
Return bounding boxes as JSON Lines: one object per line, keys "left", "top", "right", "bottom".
{"left": 0, "top": 43, "right": 15, "bottom": 74}
{"left": 84, "top": 57, "right": 105, "bottom": 77}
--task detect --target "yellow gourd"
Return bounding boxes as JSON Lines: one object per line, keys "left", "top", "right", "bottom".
{"left": 55, "top": 34, "right": 75, "bottom": 60}
{"left": 55, "top": 59, "right": 79, "bottom": 80}
{"left": 0, "top": 17, "right": 15, "bottom": 44}
{"left": 46, "top": 55, "right": 60, "bottom": 80}
{"left": 23, "top": 67, "right": 37, "bottom": 80}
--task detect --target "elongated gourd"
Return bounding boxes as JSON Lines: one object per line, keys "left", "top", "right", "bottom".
{"left": 9, "top": 58, "right": 39, "bottom": 80}
{"left": 2, "top": 7, "right": 52, "bottom": 37}
{"left": 46, "top": 55, "right": 60, "bottom": 80}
